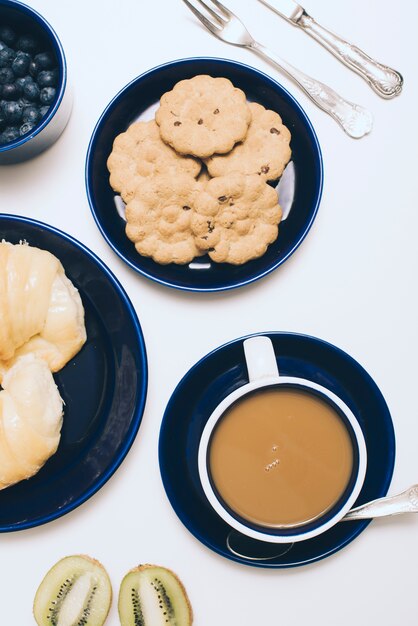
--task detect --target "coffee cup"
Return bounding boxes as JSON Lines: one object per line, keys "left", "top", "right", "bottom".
{"left": 198, "top": 336, "right": 367, "bottom": 543}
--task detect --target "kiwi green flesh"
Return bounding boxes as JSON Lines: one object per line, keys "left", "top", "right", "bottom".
{"left": 118, "top": 566, "right": 192, "bottom": 626}
{"left": 33, "top": 555, "right": 112, "bottom": 626}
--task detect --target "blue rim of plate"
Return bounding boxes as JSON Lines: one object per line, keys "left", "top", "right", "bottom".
{"left": 0, "top": 214, "right": 148, "bottom": 532}
{"left": 0, "top": 0, "right": 68, "bottom": 154}
{"left": 85, "top": 57, "right": 324, "bottom": 292}
{"left": 159, "top": 331, "right": 395, "bottom": 568}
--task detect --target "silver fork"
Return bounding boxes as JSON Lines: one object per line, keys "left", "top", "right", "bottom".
{"left": 182, "top": 0, "right": 373, "bottom": 138}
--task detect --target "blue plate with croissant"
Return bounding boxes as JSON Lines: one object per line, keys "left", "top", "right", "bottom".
{"left": 0, "top": 214, "right": 147, "bottom": 531}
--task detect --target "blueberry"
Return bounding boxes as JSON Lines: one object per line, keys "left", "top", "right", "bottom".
{"left": 19, "top": 120, "right": 37, "bottom": 136}
{"left": 11, "top": 51, "right": 31, "bottom": 77}
{"left": 29, "top": 59, "right": 40, "bottom": 77}
{"left": 18, "top": 98, "right": 31, "bottom": 109}
{"left": 37, "top": 69, "right": 59, "bottom": 88}
{"left": 2, "top": 83, "right": 20, "bottom": 100}
{"left": 22, "top": 105, "right": 40, "bottom": 124}
{"left": 23, "top": 81, "right": 40, "bottom": 102}
{"left": 0, "top": 125, "right": 20, "bottom": 144}
{"left": 0, "top": 27, "right": 16, "bottom": 47}
{"left": 11, "top": 79, "right": 24, "bottom": 97}
{"left": 0, "top": 67, "right": 14, "bottom": 84}
{"left": 16, "top": 35, "right": 40, "bottom": 54}
{"left": 39, "top": 105, "right": 50, "bottom": 118}
{"left": 3, "top": 101, "right": 23, "bottom": 123}
{"left": 40, "top": 86, "right": 56, "bottom": 105}
{"left": 15, "top": 77, "right": 27, "bottom": 91}
{"left": 0, "top": 47, "right": 15, "bottom": 68}
{"left": 34, "top": 51, "right": 55, "bottom": 70}
{"left": 16, "top": 75, "right": 33, "bottom": 88}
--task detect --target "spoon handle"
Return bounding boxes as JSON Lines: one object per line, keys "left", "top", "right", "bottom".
{"left": 343, "top": 485, "right": 418, "bottom": 521}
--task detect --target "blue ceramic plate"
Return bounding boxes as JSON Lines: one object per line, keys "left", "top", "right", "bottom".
{"left": 86, "top": 58, "right": 323, "bottom": 292}
{"left": 0, "top": 215, "right": 147, "bottom": 532}
{"left": 159, "top": 332, "right": 395, "bottom": 568}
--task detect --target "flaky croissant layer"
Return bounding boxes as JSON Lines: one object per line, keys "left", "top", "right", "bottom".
{"left": 0, "top": 355, "right": 64, "bottom": 490}
{"left": 0, "top": 241, "right": 86, "bottom": 381}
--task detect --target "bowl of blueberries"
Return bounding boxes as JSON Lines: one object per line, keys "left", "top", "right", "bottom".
{"left": 0, "top": 0, "right": 72, "bottom": 164}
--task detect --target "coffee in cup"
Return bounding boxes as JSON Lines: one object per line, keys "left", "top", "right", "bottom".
{"left": 198, "top": 336, "right": 367, "bottom": 543}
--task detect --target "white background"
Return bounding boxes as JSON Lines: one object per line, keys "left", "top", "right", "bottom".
{"left": 1, "top": 0, "right": 417, "bottom": 624}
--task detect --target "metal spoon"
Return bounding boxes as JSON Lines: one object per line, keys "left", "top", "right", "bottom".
{"left": 343, "top": 484, "right": 418, "bottom": 521}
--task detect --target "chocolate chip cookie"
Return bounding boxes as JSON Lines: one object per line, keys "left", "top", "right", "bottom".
{"left": 155, "top": 75, "right": 251, "bottom": 158}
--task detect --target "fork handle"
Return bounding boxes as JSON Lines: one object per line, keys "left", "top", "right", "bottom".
{"left": 252, "top": 42, "right": 373, "bottom": 139}
{"left": 297, "top": 12, "right": 403, "bottom": 99}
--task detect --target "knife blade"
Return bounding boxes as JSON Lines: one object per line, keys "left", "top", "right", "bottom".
{"left": 259, "top": 0, "right": 305, "bottom": 24}
{"left": 258, "top": 0, "right": 403, "bottom": 99}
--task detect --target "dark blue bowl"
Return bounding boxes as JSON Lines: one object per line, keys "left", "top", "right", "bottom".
{"left": 0, "top": 215, "right": 148, "bottom": 532}
{"left": 159, "top": 332, "right": 395, "bottom": 567}
{"left": 86, "top": 58, "right": 323, "bottom": 292}
{"left": 0, "top": 0, "right": 72, "bottom": 164}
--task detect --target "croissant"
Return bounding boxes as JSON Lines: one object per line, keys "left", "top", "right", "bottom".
{"left": 0, "top": 355, "right": 64, "bottom": 490}
{"left": 0, "top": 241, "right": 86, "bottom": 381}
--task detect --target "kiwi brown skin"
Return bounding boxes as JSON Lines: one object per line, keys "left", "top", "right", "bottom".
{"left": 33, "top": 554, "right": 112, "bottom": 626}
{"left": 120, "top": 564, "right": 193, "bottom": 626}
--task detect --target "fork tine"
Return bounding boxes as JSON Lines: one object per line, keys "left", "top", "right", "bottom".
{"left": 182, "top": 0, "right": 222, "bottom": 32}
{"left": 193, "top": 0, "right": 227, "bottom": 25}
{"left": 208, "top": 0, "right": 232, "bottom": 20}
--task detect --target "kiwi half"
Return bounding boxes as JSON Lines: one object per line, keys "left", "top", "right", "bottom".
{"left": 33, "top": 555, "right": 112, "bottom": 626}
{"left": 118, "top": 564, "right": 193, "bottom": 626}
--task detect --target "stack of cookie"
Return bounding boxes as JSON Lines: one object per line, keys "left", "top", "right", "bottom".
{"left": 107, "top": 75, "right": 292, "bottom": 265}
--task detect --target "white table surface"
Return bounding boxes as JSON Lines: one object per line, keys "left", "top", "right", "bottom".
{"left": 1, "top": 0, "right": 417, "bottom": 624}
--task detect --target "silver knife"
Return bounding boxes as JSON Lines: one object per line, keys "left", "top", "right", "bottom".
{"left": 259, "top": 0, "right": 403, "bottom": 98}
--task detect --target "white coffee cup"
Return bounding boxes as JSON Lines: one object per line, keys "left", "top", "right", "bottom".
{"left": 198, "top": 336, "right": 367, "bottom": 543}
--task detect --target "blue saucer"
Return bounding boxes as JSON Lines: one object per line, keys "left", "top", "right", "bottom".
{"left": 0, "top": 215, "right": 148, "bottom": 532}
{"left": 159, "top": 332, "right": 395, "bottom": 568}
{"left": 86, "top": 57, "right": 323, "bottom": 292}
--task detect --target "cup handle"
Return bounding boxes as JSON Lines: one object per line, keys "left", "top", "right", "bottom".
{"left": 243, "top": 336, "right": 280, "bottom": 382}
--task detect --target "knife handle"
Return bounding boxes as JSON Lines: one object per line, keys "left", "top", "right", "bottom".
{"left": 298, "top": 11, "right": 403, "bottom": 99}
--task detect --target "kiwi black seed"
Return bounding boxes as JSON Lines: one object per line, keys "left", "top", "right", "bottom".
{"left": 33, "top": 555, "right": 112, "bottom": 626}
{"left": 130, "top": 588, "right": 145, "bottom": 626}
{"left": 118, "top": 564, "right": 193, "bottom": 626}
